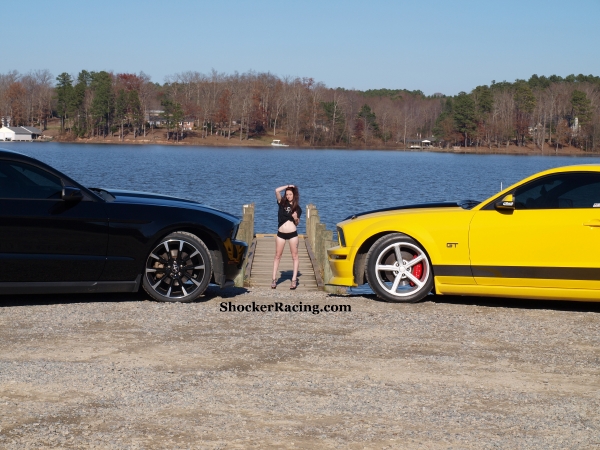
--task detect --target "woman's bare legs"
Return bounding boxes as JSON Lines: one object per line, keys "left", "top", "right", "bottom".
{"left": 289, "top": 236, "right": 299, "bottom": 286}
{"left": 272, "top": 236, "right": 286, "bottom": 284}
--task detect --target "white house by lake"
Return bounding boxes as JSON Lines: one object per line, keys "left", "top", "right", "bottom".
{"left": 0, "top": 126, "right": 44, "bottom": 141}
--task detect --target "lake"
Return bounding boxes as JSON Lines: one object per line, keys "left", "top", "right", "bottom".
{"left": 5, "top": 142, "right": 599, "bottom": 234}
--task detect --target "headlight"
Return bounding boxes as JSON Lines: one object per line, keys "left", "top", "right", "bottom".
{"left": 337, "top": 226, "right": 346, "bottom": 247}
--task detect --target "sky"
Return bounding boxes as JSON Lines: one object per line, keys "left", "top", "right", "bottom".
{"left": 5, "top": 0, "right": 600, "bottom": 96}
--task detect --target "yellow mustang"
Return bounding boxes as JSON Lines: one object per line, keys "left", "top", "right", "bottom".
{"left": 327, "top": 165, "right": 600, "bottom": 303}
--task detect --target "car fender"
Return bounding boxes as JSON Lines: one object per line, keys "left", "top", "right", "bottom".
{"left": 349, "top": 209, "right": 475, "bottom": 267}
{"left": 351, "top": 219, "right": 440, "bottom": 263}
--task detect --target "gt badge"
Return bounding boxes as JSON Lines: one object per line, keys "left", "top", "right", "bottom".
{"left": 446, "top": 242, "right": 458, "bottom": 248}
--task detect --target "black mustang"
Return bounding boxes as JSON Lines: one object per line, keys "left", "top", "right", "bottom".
{"left": 0, "top": 149, "right": 247, "bottom": 302}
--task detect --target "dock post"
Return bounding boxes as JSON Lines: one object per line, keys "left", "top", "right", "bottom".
{"left": 234, "top": 203, "right": 255, "bottom": 288}
{"left": 304, "top": 204, "right": 345, "bottom": 293}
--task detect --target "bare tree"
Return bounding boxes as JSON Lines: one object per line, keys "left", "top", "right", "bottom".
{"left": 0, "top": 71, "right": 21, "bottom": 125}
{"left": 272, "top": 76, "right": 290, "bottom": 136}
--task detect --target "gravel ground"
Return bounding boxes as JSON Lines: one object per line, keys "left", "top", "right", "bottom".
{"left": 1, "top": 287, "right": 600, "bottom": 449}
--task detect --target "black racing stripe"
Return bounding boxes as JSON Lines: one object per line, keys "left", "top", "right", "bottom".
{"left": 344, "top": 200, "right": 480, "bottom": 220}
{"left": 472, "top": 266, "right": 600, "bottom": 281}
{"left": 433, "top": 265, "right": 473, "bottom": 277}
{"left": 434, "top": 265, "right": 600, "bottom": 281}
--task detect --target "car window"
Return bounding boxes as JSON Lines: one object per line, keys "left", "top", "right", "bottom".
{"left": 558, "top": 178, "right": 600, "bottom": 208}
{"left": 0, "top": 160, "right": 63, "bottom": 199}
{"left": 514, "top": 172, "right": 600, "bottom": 209}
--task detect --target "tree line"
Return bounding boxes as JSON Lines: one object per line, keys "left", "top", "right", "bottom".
{"left": 1, "top": 69, "right": 599, "bottom": 151}
{"left": 0, "top": 70, "right": 54, "bottom": 130}
{"left": 435, "top": 75, "right": 600, "bottom": 152}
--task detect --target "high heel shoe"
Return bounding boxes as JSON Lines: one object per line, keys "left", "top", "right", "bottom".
{"left": 290, "top": 279, "right": 298, "bottom": 290}
{"left": 271, "top": 279, "right": 277, "bottom": 289}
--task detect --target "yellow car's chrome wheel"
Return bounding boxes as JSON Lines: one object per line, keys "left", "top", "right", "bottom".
{"left": 366, "top": 234, "right": 433, "bottom": 303}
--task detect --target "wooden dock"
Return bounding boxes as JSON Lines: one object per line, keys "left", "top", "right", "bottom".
{"left": 246, "top": 234, "right": 319, "bottom": 291}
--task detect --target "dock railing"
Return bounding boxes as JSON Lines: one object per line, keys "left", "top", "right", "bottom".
{"left": 234, "top": 203, "right": 255, "bottom": 287}
{"left": 305, "top": 204, "right": 343, "bottom": 293}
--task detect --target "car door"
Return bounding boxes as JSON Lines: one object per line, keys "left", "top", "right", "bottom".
{"left": 468, "top": 172, "right": 600, "bottom": 290}
{"left": 0, "top": 159, "right": 109, "bottom": 282}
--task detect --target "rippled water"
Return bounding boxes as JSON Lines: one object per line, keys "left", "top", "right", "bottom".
{"left": 7, "top": 142, "right": 600, "bottom": 234}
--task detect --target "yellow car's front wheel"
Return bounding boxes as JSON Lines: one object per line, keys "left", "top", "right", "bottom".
{"left": 366, "top": 234, "right": 433, "bottom": 303}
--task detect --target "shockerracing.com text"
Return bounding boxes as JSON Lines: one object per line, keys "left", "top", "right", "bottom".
{"left": 219, "top": 301, "right": 351, "bottom": 315}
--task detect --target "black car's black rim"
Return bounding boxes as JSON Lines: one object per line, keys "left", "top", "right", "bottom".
{"left": 145, "top": 239, "right": 206, "bottom": 299}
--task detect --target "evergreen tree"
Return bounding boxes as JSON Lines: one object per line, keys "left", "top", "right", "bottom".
{"left": 571, "top": 90, "right": 593, "bottom": 150}
{"left": 571, "top": 90, "right": 592, "bottom": 126}
{"left": 55, "top": 72, "right": 73, "bottom": 132}
{"left": 161, "top": 99, "right": 184, "bottom": 141}
{"left": 514, "top": 83, "right": 536, "bottom": 113}
{"left": 471, "top": 85, "right": 494, "bottom": 147}
{"left": 90, "top": 71, "right": 114, "bottom": 137}
{"left": 357, "top": 104, "right": 378, "bottom": 144}
{"left": 453, "top": 92, "right": 476, "bottom": 146}
{"left": 72, "top": 70, "right": 91, "bottom": 136}
{"left": 128, "top": 90, "right": 143, "bottom": 138}
{"left": 115, "top": 89, "right": 128, "bottom": 141}
{"left": 321, "top": 101, "right": 345, "bottom": 145}
{"left": 528, "top": 74, "right": 550, "bottom": 90}
{"left": 433, "top": 98, "right": 459, "bottom": 145}
{"left": 473, "top": 85, "right": 493, "bottom": 116}
{"left": 514, "top": 82, "right": 536, "bottom": 146}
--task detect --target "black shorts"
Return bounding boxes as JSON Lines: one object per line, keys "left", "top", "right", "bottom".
{"left": 277, "top": 231, "right": 298, "bottom": 240}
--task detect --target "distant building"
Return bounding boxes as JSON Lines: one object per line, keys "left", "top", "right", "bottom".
{"left": 22, "top": 126, "right": 44, "bottom": 137}
{"left": 315, "top": 120, "right": 329, "bottom": 132}
{"left": 407, "top": 138, "right": 436, "bottom": 149}
{"left": 181, "top": 118, "right": 195, "bottom": 130}
{"left": 146, "top": 111, "right": 195, "bottom": 129}
{"left": 0, "top": 126, "right": 44, "bottom": 141}
{"left": 571, "top": 116, "right": 580, "bottom": 134}
{"left": 146, "top": 110, "right": 167, "bottom": 126}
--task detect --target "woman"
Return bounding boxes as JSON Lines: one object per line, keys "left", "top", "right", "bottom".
{"left": 272, "top": 184, "right": 302, "bottom": 289}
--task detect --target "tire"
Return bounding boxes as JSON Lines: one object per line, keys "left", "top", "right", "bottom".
{"left": 142, "top": 231, "right": 212, "bottom": 303}
{"left": 365, "top": 233, "right": 433, "bottom": 303}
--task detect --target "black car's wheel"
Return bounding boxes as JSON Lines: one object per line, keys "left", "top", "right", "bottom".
{"left": 366, "top": 233, "right": 433, "bottom": 303}
{"left": 142, "top": 232, "right": 212, "bottom": 303}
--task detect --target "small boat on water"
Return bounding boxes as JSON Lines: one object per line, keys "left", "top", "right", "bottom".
{"left": 271, "top": 139, "right": 289, "bottom": 147}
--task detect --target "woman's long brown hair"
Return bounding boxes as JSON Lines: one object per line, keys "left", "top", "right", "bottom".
{"left": 280, "top": 186, "right": 300, "bottom": 214}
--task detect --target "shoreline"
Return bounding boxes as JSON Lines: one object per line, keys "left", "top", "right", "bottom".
{"left": 16, "top": 137, "right": 597, "bottom": 157}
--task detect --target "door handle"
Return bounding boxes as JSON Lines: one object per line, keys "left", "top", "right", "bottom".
{"left": 583, "top": 220, "right": 600, "bottom": 227}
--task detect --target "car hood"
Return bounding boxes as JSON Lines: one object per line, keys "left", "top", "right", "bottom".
{"left": 98, "top": 188, "right": 241, "bottom": 222}
{"left": 344, "top": 200, "right": 481, "bottom": 221}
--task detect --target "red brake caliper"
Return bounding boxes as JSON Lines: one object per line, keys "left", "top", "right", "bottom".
{"left": 409, "top": 254, "right": 423, "bottom": 287}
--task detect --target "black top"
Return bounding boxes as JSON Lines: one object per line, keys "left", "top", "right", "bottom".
{"left": 278, "top": 200, "right": 302, "bottom": 228}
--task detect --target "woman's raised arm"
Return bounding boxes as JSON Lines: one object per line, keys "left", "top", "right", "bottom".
{"left": 275, "top": 184, "right": 294, "bottom": 202}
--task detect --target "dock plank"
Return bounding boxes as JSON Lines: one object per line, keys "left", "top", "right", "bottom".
{"left": 247, "top": 234, "right": 319, "bottom": 291}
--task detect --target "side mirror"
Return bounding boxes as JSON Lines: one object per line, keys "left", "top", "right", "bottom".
{"left": 495, "top": 194, "right": 515, "bottom": 211}
{"left": 62, "top": 186, "right": 83, "bottom": 202}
